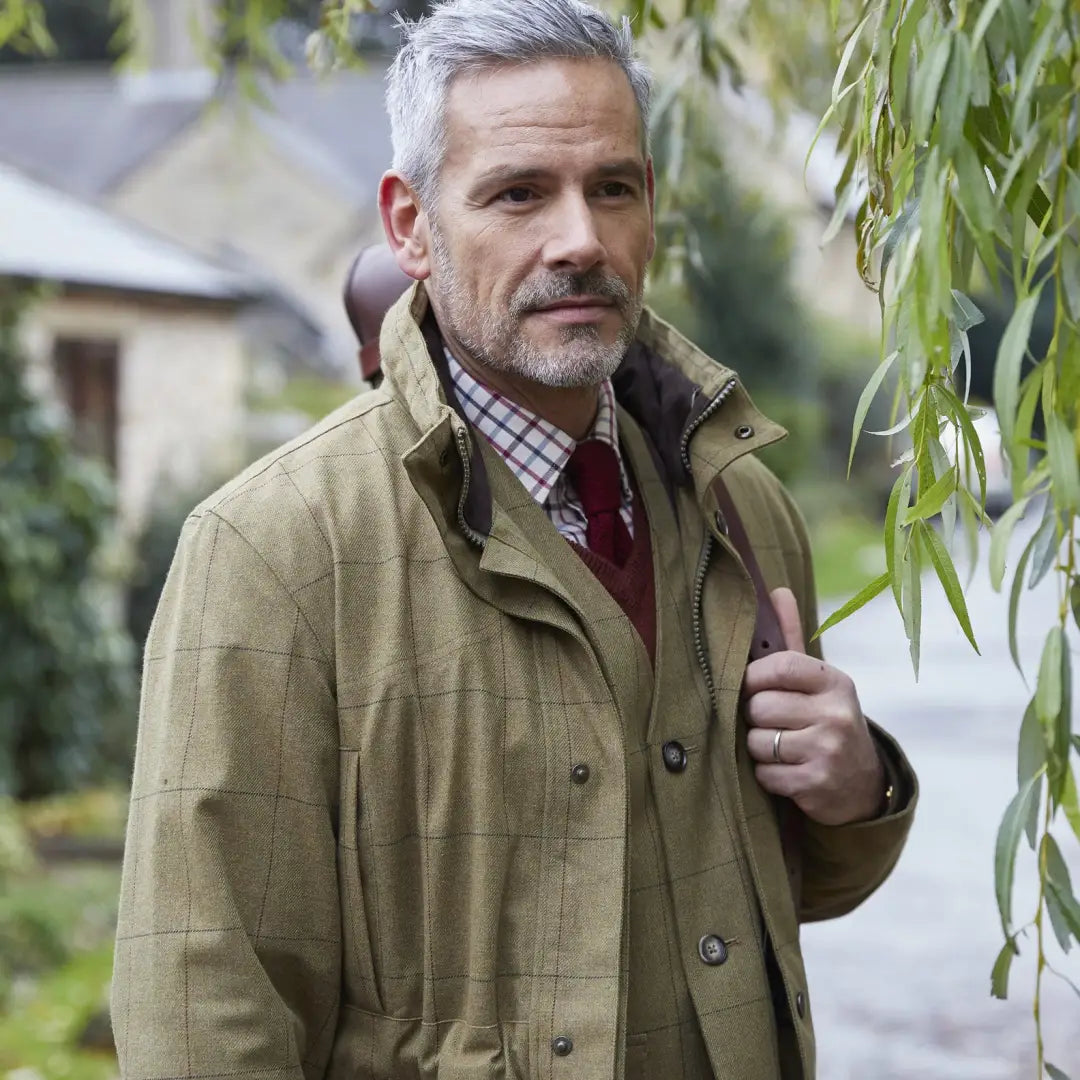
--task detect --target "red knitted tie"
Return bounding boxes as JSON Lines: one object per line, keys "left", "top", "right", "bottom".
{"left": 566, "top": 439, "right": 632, "bottom": 565}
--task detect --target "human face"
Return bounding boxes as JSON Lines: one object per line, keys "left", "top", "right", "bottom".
{"left": 425, "top": 58, "right": 655, "bottom": 389}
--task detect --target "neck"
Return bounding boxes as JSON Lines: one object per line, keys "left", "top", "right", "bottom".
{"left": 449, "top": 343, "right": 601, "bottom": 442}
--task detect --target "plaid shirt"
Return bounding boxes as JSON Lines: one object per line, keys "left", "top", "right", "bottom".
{"left": 448, "top": 351, "right": 634, "bottom": 546}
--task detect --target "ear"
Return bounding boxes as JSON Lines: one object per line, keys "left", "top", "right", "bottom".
{"left": 645, "top": 157, "right": 657, "bottom": 263}
{"left": 379, "top": 171, "right": 431, "bottom": 281}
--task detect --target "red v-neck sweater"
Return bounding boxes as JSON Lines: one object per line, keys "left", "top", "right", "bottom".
{"left": 570, "top": 490, "right": 656, "bottom": 666}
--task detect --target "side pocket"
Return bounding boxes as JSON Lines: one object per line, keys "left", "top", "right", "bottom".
{"left": 338, "top": 747, "right": 385, "bottom": 1013}
{"left": 625, "top": 1034, "right": 649, "bottom": 1080}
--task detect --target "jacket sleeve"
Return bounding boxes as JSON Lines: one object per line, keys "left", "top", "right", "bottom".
{"left": 112, "top": 509, "right": 341, "bottom": 1078}
{"left": 778, "top": 487, "right": 920, "bottom": 924}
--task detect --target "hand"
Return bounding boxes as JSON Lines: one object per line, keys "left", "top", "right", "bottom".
{"left": 743, "top": 588, "right": 885, "bottom": 827}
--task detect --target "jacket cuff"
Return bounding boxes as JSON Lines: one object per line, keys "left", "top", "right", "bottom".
{"left": 871, "top": 719, "right": 915, "bottom": 818}
{"left": 798, "top": 720, "right": 918, "bottom": 922}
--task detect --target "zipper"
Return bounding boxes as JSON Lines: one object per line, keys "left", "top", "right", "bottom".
{"left": 691, "top": 531, "right": 717, "bottom": 702}
{"left": 454, "top": 425, "right": 487, "bottom": 549}
{"left": 680, "top": 376, "right": 738, "bottom": 474}
{"left": 685, "top": 376, "right": 738, "bottom": 698}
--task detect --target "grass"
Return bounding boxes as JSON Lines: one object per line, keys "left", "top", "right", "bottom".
{"left": 1, "top": 795, "right": 123, "bottom": 1079}
{"left": 0, "top": 942, "right": 117, "bottom": 1079}
{"left": 807, "top": 512, "right": 886, "bottom": 602}
{"left": 251, "top": 374, "right": 360, "bottom": 421}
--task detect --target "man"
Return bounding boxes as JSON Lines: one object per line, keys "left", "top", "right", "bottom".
{"left": 112, "top": 2, "right": 916, "bottom": 1078}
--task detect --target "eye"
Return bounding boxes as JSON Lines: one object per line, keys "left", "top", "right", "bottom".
{"left": 496, "top": 186, "right": 537, "bottom": 204}
{"left": 598, "top": 181, "right": 633, "bottom": 198}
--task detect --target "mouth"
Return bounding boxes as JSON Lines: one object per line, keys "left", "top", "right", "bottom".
{"left": 530, "top": 296, "right": 617, "bottom": 323}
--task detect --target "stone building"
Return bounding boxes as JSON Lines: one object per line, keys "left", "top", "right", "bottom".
{"left": 1, "top": 163, "right": 316, "bottom": 533}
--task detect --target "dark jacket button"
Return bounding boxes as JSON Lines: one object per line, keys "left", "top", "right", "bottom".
{"left": 552, "top": 1035, "right": 573, "bottom": 1057}
{"left": 662, "top": 741, "right": 687, "bottom": 773}
{"left": 698, "top": 934, "right": 728, "bottom": 966}
{"left": 796, "top": 991, "right": 806, "bottom": 1018}
{"left": 571, "top": 763, "right": 591, "bottom": 785}
{"left": 714, "top": 510, "right": 729, "bottom": 536}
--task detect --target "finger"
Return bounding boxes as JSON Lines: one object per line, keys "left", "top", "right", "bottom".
{"left": 743, "top": 651, "right": 831, "bottom": 698}
{"left": 744, "top": 690, "right": 819, "bottom": 730}
{"left": 754, "top": 762, "right": 811, "bottom": 799}
{"left": 746, "top": 726, "right": 813, "bottom": 765}
{"left": 770, "top": 587, "right": 806, "bottom": 655}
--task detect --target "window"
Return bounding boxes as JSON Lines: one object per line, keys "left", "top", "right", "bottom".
{"left": 52, "top": 337, "right": 120, "bottom": 470}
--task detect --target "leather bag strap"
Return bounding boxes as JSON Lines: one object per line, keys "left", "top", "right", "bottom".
{"left": 709, "top": 476, "right": 805, "bottom": 911}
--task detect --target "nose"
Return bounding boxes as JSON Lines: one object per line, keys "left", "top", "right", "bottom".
{"left": 541, "top": 192, "right": 606, "bottom": 273}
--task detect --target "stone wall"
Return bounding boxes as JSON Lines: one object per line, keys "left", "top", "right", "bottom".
{"left": 23, "top": 291, "right": 247, "bottom": 534}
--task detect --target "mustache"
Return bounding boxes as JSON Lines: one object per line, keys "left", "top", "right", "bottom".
{"left": 510, "top": 271, "right": 634, "bottom": 316}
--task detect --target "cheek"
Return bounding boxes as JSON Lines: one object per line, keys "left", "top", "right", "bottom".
{"left": 603, "top": 214, "right": 652, "bottom": 273}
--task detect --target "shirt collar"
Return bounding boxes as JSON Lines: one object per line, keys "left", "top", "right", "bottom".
{"left": 446, "top": 349, "right": 630, "bottom": 508}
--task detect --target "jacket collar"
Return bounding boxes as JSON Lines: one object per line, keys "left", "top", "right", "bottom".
{"left": 385, "top": 282, "right": 786, "bottom": 545}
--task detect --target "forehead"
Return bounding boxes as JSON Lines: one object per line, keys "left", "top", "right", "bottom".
{"left": 441, "top": 58, "right": 644, "bottom": 180}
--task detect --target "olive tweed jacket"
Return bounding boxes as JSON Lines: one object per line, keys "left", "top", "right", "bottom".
{"left": 112, "top": 285, "right": 917, "bottom": 1079}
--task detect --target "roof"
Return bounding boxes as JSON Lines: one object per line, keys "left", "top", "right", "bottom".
{"left": 0, "top": 67, "right": 208, "bottom": 200}
{"left": 0, "top": 63, "right": 393, "bottom": 205}
{"left": 0, "top": 162, "right": 257, "bottom": 300}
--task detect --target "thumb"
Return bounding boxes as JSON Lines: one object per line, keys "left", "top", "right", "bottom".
{"left": 770, "top": 587, "right": 806, "bottom": 654}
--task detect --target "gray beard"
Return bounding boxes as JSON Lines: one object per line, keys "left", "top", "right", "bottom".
{"left": 429, "top": 222, "right": 643, "bottom": 389}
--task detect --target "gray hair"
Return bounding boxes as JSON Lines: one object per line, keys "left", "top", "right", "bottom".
{"left": 386, "top": 0, "right": 653, "bottom": 207}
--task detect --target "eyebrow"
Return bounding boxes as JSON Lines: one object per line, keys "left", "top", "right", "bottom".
{"left": 468, "top": 157, "right": 647, "bottom": 199}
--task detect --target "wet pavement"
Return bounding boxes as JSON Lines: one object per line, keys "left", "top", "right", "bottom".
{"left": 803, "top": 523, "right": 1080, "bottom": 1078}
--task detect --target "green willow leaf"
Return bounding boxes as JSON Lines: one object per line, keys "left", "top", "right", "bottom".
{"left": 989, "top": 496, "right": 1032, "bottom": 591}
{"left": 1059, "top": 642, "right": 1074, "bottom": 804}
{"left": 1007, "top": 529, "right": 1038, "bottom": 675}
{"left": 902, "top": 468, "right": 957, "bottom": 524}
{"left": 1036, "top": 626, "right": 1071, "bottom": 805}
{"left": 951, "top": 289, "right": 985, "bottom": 333}
{"left": 890, "top": 0, "right": 928, "bottom": 121}
{"left": 1071, "top": 580, "right": 1080, "bottom": 633}
{"left": 920, "top": 521, "right": 980, "bottom": 651}
{"left": 1029, "top": 501, "right": 1060, "bottom": 589}
{"left": 1063, "top": 768, "right": 1080, "bottom": 847}
{"left": 1044, "top": 835, "right": 1076, "bottom": 952}
{"left": 812, "top": 572, "right": 890, "bottom": 641}
{"left": 831, "top": 9, "right": 873, "bottom": 101}
{"left": 949, "top": 398, "right": 988, "bottom": 508}
{"left": 912, "top": 35, "right": 952, "bottom": 143}
{"left": 1046, "top": 412, "right": 1080, "bottom": 513}
{"left": 1012, "top": 18, "right": 1058, "bottom": 136}
{"left": 1018, "top": 698, "right": 1047, "bottom": 785}
{"left": 902, "top": 524, "right": 924, "bottom": 677}
{"left": 886, "top": 466, "right": 915, "bottom": 609}
{"left": 995, "top": 773, "right": 1042, "bottom": 934}
{"left": 1018, "top": 701, "right": 1045, "bottom": 848}
{"left": 1046, "top": 877, "right": 1080, "bottom": 950}
{"left": 1062, "top": 241, "right": 1080, "bottom": 324}
{"left": 939, "top": 33, "right": 972, "bottom": 157}
{"left": 1045, "top": 1064, "right": 1073, "bottom": 1080}
{"left": 927, "top": 436, "right": 956, "bottom": 551}
{"left": 971, "top": 0, "right": 1006, "bottom": 48}
{"left": 953, "top": 140, "right": 999, "bottom": 277}
{"left": 990, "top": 936, "right": 1018, "bottom": 1000}
{"left": 1035, "top": 627, "right": 1064, "bottom": 728}
{"left": 849, "top": 350, "right": 899, "bottom": 475}
{"left": 994, "top": 291, "right": 1041, "bottom": 464}
{"left": 879, "top": 200, "right": 919, "bottom": 298}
